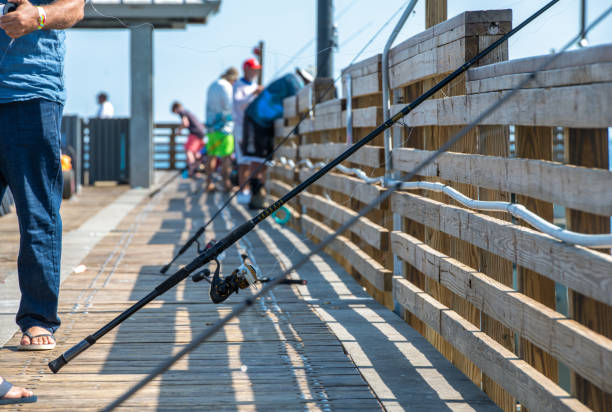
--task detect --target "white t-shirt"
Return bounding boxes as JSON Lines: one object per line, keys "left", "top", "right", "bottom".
{"left": 232, "top": 78, "right": 258, "bottom": 142}
{"left": 206, "top": 78, "right": 234, "bottom": 134}
{"left": 97, "top": 101, "right": 114, "bottom": 118}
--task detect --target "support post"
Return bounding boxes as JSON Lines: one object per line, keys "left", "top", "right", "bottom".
{"left": 257, "top": 40, "right": 264, "bottom": 85}
{"left": 515, "top": 126, "right": 556, "bottom": 412}
{"left": 130, "top": 24, "right": 154, "bottom": 188}
{"left": 425, "top": 0, "right": 447, "bottom": 28}
{"left": 565, "top": 127, "right": 611, "bottom": 411}
{"left": 316, "top": 0, "right": 333, "bottom": 78}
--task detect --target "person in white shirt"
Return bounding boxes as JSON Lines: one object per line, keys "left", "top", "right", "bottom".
{"left": 205, "top": 67, "right": 238, "bottom": 192}
{"left": 233, "top": 58, "right": 263, "bottom": 204}
{"left": 96, "top": 92, "right": 114, "bottom": 118}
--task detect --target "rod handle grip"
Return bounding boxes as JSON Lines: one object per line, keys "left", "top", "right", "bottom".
{"left": 48, "top": 338, "right": 93, "bottom": 373}
{"left": 48, "top": 355, "right": 67, "bottom": 373}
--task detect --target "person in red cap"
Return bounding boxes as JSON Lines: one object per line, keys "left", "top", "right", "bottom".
{"left": 233, "top": 58, "right": 264, "bottom": 204}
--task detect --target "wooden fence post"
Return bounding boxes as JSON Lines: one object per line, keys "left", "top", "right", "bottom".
{"left": 515, "top": 126, "right": 558, "bottom": 412}
{"left": 425, "top": 0, "right": 447, "bottom": 28}
{"left": 565, "top": 127, "right": 612, "bottom": 411}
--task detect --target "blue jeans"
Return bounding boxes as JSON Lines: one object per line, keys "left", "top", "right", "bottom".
{"left": 0, "top": 99, "right": 63, "bottom": 333}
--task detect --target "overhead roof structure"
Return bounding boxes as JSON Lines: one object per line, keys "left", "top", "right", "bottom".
{"left": 75, "top": 0, "right": 221, "bottom": 29}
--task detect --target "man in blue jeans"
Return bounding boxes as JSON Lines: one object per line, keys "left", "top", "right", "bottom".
{"left": 0, "top": 0, "right": 83, "bottom": 356}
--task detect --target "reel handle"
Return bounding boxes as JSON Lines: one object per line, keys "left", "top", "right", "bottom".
{"left": 192, "top": 268, "right": 211, "bottom": 283}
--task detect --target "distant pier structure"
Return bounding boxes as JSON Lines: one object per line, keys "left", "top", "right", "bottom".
{"left": 74, "top": 0, "right": 221, "bottom": 188}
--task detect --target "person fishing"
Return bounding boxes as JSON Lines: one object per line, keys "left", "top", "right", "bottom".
{"left": 0, "top": 0, "right": 84, "bottom": 359}
{"left": 171, "top": 101, "right": 207, "bottom": 178}
{"left": 205, "top": 67, "right": 238, "bottom": 192}
{"left": 241, "top": 68, "right": 311, "bottom": 209}
{"left": 232, "top": 58, "right": 263, "bottom": 204}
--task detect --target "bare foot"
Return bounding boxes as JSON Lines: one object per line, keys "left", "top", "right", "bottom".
{"left": 0, "top": 377, "right": 34, "bottom": 400}
{"left": 20, "top": 326, "right": 55, "bottom": 347}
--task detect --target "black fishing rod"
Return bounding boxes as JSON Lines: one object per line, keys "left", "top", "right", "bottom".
{"left": 48, "top": 0, "right": 559, "bottom": 374}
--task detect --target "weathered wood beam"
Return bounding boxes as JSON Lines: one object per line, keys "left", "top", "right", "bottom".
{"left": 392, "top": 148, "right": 612, "bottom": 216}
{"left": 391, "top": 191, "right": 612, "bottom": 306}
{"left": 391, "top": 230, "right": 612, "bottom": 394}
{"left": 393, "top": 276, "right": 590, "bottom": 412}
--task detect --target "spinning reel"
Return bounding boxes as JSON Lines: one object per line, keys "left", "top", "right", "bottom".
{"left": 191, "top": 245, "right": 259, "bottom": 304}
{"left": 191, "top": 244, "right": 307, "bottom": 304}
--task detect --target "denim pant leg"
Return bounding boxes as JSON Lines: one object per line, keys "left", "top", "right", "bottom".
{"left": 0, "top": 99, "right": 63, "bottom": 333}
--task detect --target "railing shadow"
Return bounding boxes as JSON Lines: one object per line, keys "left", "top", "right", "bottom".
{"left": 238, "top": 205, "right": 500, "bottom": 411}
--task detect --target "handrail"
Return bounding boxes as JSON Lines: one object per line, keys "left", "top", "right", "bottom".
{"left": 274, "top": 156, "right": 612, "bottom": 248}
{"left": 382, "top": 0, "right": 418, "bottom": 178}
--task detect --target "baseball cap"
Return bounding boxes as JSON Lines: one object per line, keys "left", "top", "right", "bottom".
{"left": 243, "top": 58, "right": 262, "bottom": 70}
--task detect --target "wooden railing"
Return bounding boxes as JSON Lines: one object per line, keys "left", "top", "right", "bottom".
{"left": 270, "top": 9, "right": 612, "bottom": 412}
{"left": 153, "top": 122, "right": 188, "bottom": 170}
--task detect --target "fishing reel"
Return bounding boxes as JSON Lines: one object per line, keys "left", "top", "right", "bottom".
{"left": 192, "top": 257, "right": 259, "bottom": 304}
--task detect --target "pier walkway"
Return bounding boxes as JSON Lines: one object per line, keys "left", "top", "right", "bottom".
{"left": 0, "top": 174, "right": 497, "bottom": 411}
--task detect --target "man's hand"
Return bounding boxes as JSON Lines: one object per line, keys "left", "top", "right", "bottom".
{"left": 0, "top": 0, "right": 39, "bottom": 39}
{"left": 254, "top": 85, "right": 265, "bottom": 95}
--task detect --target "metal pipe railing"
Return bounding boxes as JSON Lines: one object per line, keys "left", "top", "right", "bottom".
{"left": 382, "top": 0, "right": 418, "bottom": 177}
{"left": 274, "top": 155, "right": 612, "bottom": 248}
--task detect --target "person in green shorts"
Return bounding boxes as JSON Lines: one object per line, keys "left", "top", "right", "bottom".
{"left": 205, "top": 67, "right": 238, "bottom": 192}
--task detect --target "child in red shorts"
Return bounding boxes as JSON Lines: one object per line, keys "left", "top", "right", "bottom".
{"left": 172, "top": 101, "right": 206, "bottom": 177}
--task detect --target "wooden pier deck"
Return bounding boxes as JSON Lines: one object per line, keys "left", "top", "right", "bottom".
{"left": 0, "top": 176, "right": 498, "bottom": 411}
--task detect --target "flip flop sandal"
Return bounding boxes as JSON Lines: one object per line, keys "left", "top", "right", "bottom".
{"left": 17, "top": 331, "right": 56, "bottom": 351}
{"left": 0, "top": 379, "right": 37, "bottom": 405}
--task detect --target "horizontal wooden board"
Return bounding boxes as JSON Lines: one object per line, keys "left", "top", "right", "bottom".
{"left": 314, "top": 112, "right": 343, "bottom": 131}
{"left": 314, "top": 98, "right": 346, "bottom": 117}
{"left": 283, "top": 95, "right": 297, "bottom": 118}
{"left": 298, "top": 117, "right": 314, "bottom": 134}
{"left": 298, "top": 170, "right": 386, "bottom": 206}
{"left": 392, "top": 231, "right": 612, "bottom": 393}
{"left": 342, "top": 71, "right": 382, "bottom": 98}
{"left": 389, "top": 10, "right": 512, "bottom": 67}
{"left": 393, "top": 277, "right": 589, "bottom": 412}
{"left": 467, "top": 43, "right": 612, "bottom": 81}
{"left": 276, "top": 145, "right": 298, "bottom": 161}
{"left": 274, "top": 118, "right": 285, "bottom": 138}
{"left": 467, "top": 62, "right": 612, "bottom": 93}
{"left": 343, "top": 107, "right": 383, "bottom": 128}
{"left": 391, "top": 191, "right": 612, "bottom": 306}
{"left": 392, "top": 148, "right": 612, "bottom": 216}
{"left": 301, "top": 191, "right": 388, "bottom": 250}
{"left": 341, "top": 54, "right": 381, "bottom": 78}
{"left": 391, "top": 82, "right": 612, "bottom": 128}
{"left": 271, "top": 164, "right": 295, "bottom": 183}
{"left": 302, "top": 215, "right": 391, "bottom": 291}
{"left": 300, "top": 143, "right": 383, "bottom": 168}
{"left": 298, "top": 78, "right": 336, "bottom": 113}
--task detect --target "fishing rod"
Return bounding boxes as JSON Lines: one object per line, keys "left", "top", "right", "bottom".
{"left": 159, "top": 1, "right": 414, "bottom": 274}
{"left": 49, "top": 0, "right": 559, "bottom": 374}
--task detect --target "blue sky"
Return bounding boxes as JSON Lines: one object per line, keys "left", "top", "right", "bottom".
{"left": 63, "top": 0, "right": 612, "bottom": 122}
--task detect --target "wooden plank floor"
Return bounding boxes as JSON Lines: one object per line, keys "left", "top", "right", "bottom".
{"left": 0, "top": 185, "right": 129, "bottom": 282}
{"left": 0, "top": 177, "right": 498, "bottom": 411}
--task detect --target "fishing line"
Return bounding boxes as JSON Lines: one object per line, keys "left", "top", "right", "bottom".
{"left": 160, "top": 0, "right": 419, "bottom": 274}
{"left": 101, "top": 6, "right": 611, "bottom": 408}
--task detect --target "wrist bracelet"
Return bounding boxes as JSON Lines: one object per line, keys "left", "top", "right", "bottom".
{"left": 36, "top": 6, "right": 46, "bottom": 30}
